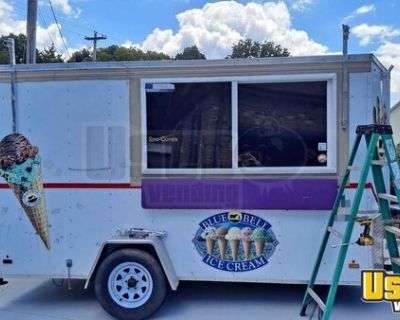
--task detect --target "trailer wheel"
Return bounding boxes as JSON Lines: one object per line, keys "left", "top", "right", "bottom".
{"left": 95, "top": 248, "right": 167, "bottom": 320}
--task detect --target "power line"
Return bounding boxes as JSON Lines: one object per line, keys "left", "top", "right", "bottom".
{"left": 47, "top": 0, "right": 70, "bottom": 59}
{"left": 13, "top": 0, "right": 129, "bottom": 49}
{"left": 37, "top": 6, "right": 56, "bottom": 47}
{"left": 13, "top": 0, "right": 135, "bottom": 55}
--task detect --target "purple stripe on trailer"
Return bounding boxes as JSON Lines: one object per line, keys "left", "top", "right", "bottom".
{"left": 141, "top": 179, "right": 337, "bottom": 210}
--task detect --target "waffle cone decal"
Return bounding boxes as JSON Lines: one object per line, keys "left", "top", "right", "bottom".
{"left": 0, "top": 134, "right": 50, "bottom": 249}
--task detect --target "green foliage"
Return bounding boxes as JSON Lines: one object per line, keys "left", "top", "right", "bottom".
{"left": 227, "top": 39, "right": 290, "bottom": 59}
{"left": 68, "top": 45, "right": 170, "bottom": 62}
{"left": 67, "top": 48, "right": 92, "bottom": 62}
{"left": 0, "top": 33, "right": 64, "bottom": 64}
{"left": 175, "top": 45, "right": 206, "bottom": 60}
{"left": 0, "top": 33, "right": 29, "bottom": 64}
{"left": 37, "top": 44, "right": 63, "bottom": 63}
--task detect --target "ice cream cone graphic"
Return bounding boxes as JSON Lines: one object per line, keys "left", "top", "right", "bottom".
{"left": 229, "top": 240, "right": 240, "bottom": 261}
{"left": 242, "top": 241, "right": 251, "bottom": 260}
{"left": 216, "top": 227, "right": 228, "bottom": 259}
{"left": 225, "top": 227, "right": 241, "bottom": 261}
{"left": 255, "top": 240, "right": 265, "bottom": 256}
{"left": 206, "top": 239, "right": 216, "bottom": 255}
{"left": 241, "top": 227, "right": 253, "bottom": 260}
{"left": 201, "top": 227, "right": 217, "bottom": 256}
{"left": 218, "top": 239, "right": 227, "bottom": 259}
{"left": 251, "top": 228, "right": 267, "bottom": 257}
{"left": 0, "top": 134, "right": 50, "bottom": 249}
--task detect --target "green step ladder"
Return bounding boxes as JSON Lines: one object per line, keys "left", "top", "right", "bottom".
{"left": 300, "top": 124, "right": 400, "bottom": 319}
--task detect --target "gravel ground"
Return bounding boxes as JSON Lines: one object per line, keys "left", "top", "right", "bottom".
{"left": 0, "top": 278, "right": 397, "bottom": 320}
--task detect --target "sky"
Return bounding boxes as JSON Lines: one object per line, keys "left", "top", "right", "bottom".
{"left": 1, "top": 0, "right": 400, "bottom": 104}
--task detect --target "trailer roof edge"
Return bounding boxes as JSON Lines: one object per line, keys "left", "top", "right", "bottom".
{"left": 391, "top": 100, "right": 400, "bottom": 112}
{"left": 371, "top": 55, "right": 389, "bottom": 73}
{"left": 0, "top": 53, "right": 384, "bottom": 72}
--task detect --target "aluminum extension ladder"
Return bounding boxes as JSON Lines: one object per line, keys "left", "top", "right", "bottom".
{"left": 300, "top": 124, "right": 400, "bottom": 319}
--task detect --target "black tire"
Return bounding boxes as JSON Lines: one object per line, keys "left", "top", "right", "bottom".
{"left": 95, "top": 248, "right": 167, "bottom": 320}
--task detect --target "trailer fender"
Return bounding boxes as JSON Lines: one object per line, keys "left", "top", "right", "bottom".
{"left": 84, "top": 237, "right": 179, "bottom": 290}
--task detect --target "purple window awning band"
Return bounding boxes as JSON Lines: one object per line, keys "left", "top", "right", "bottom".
{"left": 142, "top": 179, "right": 338, "bottom": 210}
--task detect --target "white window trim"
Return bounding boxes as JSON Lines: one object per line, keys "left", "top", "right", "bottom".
{"left": 140, "top": 73, "right": 337, "bottom": 175}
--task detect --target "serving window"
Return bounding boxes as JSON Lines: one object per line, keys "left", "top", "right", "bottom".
{"left": 142, "top": 74, "right": 336, "bottom": 174}
{"left": 146, "top": 82, "right": 232, "bottom": 169}
{"left": 238, "top": 82, "right": 327, "bottom": 167}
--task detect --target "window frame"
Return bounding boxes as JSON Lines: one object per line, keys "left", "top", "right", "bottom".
{"left": 140, "top": 73, "right": 337, "bottom": 175}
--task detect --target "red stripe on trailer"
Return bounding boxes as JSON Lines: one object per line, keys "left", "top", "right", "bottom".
{"left": 346, "top": 182, "right": 378, "bottom": 202}
{"left": 346, "top": 182, "right": 373, "bottom": 189}
{"left": 0, "top": 183, "right": 141, "bottom": 189}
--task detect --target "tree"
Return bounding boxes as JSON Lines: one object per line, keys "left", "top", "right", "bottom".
{"left": 0, "top": 33, "right": 28, "bottom": 64}
{"left": 144, "top": 50, "right": 171, "bottom": 61}
{"left": 175, "top": 45, "right": 206, "bottom": 60}
{"left": 227, "top": 39, "right": 290, "bottom": 59}
{"left": 67, "top": 48, "right": 92, "bottom": 62}
{"left": 37, "top": 44, "right": 63, "bottom": 63}
{"left": 68, "top": 45, "right": 170, "bottom": 62}
{"left": 0, "top": 33, "right": 65, "bottom": 64}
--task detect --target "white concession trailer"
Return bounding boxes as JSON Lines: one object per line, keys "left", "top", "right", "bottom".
{"left": 0, "top": 55, "right": 393, "bottom": 319}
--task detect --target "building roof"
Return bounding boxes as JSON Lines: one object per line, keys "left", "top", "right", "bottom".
{"left": 0, "top": 53, "right": 388, "bottom": 73}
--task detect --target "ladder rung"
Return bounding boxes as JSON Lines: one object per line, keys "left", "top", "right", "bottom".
{"left": 357, "top": 216, "right": 382, "bottom": 223}
{"left": 384, "top": 219, "right": 400, "bottom": 225}
{"left": 391, "top": 258, "right": 400, "bottom": 267}
{"left": 379, "top": 194, "right": 399, "bottom": 203}
{"left": 372, "top": 160, "right": 387, "bottom": 166}
{"left": 307, "top": 288, "right": 326, "bottom": 312}
{"left": 391, "top": 205, "right": 400, "bottom": 213}
{"left": 385, "top": 226, "right": 400, "bottom": 237}
{"left": 327, "top": 227, "right": 343, "bottom": 239}
{"left": 358, "top": 210, "right": 380, "bottom": 214}
{"left": 348, "top": 165, "right": 360, "bottom": 171}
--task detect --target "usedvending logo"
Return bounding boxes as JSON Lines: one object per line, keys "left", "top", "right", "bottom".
{"left": 362, "top": 270, "right": 400, "bottom": 313}
{"left": 193, "top": 211, "right": 279, "bottom": 272}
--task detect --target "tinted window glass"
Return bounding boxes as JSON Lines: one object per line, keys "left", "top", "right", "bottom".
{"left": 146, "top": 82, "right": 232, "bottom": 169}
{"left": 238, "top": 82, "right": 327, "bottom": 167}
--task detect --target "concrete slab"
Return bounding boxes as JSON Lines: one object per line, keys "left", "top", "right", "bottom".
{"left": 0, "top": 279, "right": 396, "bottom": 320}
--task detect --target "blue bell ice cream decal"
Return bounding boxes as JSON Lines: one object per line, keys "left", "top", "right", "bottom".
{"left": 193, "top": 211, "right": 279, "bottom": 272}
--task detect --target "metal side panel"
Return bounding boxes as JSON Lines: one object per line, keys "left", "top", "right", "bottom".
{"left": 15, "top": 79, "right": 131, "bottom": 183}
{"left": 0, "top": 188, "right": 374, "bottom": 285}
{"left": 347, "top": 72, "right": 380, "bottom": 211}
{"left": 0, "top": 83, "right": 12, "bottom": 278}
{"left": 0, "top": 82, "right": 13, "bottom": 137}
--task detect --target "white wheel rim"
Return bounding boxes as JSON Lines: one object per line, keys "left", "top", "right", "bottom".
{"left": 107, "top": 262, "right": 153, "bottom": 308}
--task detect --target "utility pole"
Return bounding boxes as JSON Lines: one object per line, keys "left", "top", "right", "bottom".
{"left": 85, "top": 31, "right": 107, "bottom": 61}
{"left": 5, "top": 38, "right": 16, "bottom": 67}
{"left": 341, "top": 24, "right": 350, "bottom": 130}
{"left": 5, "top": 38, "right": 17, "bottom": 133}
{"left": 342, "top": 24, "right": 350, "bottom": 57}
{"left": 26, "top": 0, "right": 38, "bottom": 64}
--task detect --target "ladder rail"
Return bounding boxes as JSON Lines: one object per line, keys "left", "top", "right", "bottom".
{"left": 299, "top": 133, "right": 363, "bottom": 315}
{"left": 300, "top": 125, "right": 400, "bottom": 320}
{"left": 379, "top": 134, "right": 400, "bottom": 273}
{"left": 321, "top": 133, "right": 380, "bottom": 320}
